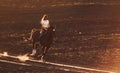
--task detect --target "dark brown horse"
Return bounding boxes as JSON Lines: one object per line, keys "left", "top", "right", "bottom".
{"left": 29, "top": 26, "right": 55, "bottom": 61}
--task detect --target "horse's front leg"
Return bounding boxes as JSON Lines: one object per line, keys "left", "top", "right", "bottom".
{"left": 41, "top": 46, "right": 46, "bottom": 61}
{"left": 41, "top": 46, "right": 50, "bottom": 61}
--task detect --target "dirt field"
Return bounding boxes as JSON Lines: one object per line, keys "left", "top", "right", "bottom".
{"left": 0, "top": 5, "right": 120, "bottom": 73}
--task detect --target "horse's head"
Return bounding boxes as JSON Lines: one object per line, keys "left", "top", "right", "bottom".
{"left": 42, "top": 26, "right": 55, "bottom": 36}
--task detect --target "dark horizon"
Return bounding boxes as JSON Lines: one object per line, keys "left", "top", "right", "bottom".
{"left": 0, "top": 0, "right": 120, "bottom": 10}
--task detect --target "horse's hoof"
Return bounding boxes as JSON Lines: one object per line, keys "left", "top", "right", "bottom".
{"left": 41, "top": 59, "right": 45, "bottom": 63}
{"left": 30, "top": 49, "right": 36, "bottom": 56}
{"left": 41, "top": 56, "right": 45, "bottom": 62}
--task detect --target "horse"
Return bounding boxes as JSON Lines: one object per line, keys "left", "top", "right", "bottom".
{"left": 29, "top": 26, "right": 55, "bottom": 61}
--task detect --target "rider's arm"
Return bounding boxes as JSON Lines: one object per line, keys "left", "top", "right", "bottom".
{"left": 41, "top": 15, "right": 46, "bottom": 24}
{"left": 41, "top": 15, "right": 46, "bottom": 21}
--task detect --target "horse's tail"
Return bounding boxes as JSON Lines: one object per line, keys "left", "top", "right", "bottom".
{"left": 23, "top": 37, "right": 30, "bottom": 42}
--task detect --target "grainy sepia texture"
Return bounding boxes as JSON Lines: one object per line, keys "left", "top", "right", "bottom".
{"left": 0, "top": 0, "right": 120, "bottom": 73}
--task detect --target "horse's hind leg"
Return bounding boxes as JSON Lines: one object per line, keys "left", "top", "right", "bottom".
{"left": 30, "top": 49, "right": 36, "bottom": 56}
{"left": 33, "top": 43, "right": 43, "bottom": 60}
{"left": 34, "top": 44, "right": 41, "bottom": 59}
{"left": 30, "top": 41, "right": 36, "bottom": 56}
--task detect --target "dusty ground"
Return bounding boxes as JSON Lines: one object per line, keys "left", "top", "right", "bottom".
{"left": 0, "top": 5, "right": 120, "bottom": 73}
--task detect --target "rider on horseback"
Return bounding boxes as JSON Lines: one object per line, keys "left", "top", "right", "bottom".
{"left": 23, "top": 14, "right": 55, "bottom": 60}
